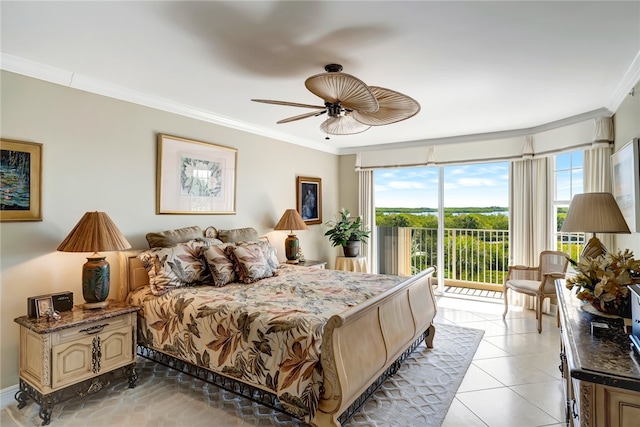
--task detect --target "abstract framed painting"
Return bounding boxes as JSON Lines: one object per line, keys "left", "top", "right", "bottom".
{"left": 611, "top": 138, "right": 640, "bottom": 232}
{"left": 156, "top": 134, "right": 237, "bottom": 214}
{"left": 0, "top": 139, "right": 42, "bottom": 222}
{"left": 296, "top": 176, "right": 322, "bottom": 225}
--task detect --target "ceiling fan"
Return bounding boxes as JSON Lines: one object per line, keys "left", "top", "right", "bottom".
{"left": 252, "top": 64, "right": 420, "bottom": 137}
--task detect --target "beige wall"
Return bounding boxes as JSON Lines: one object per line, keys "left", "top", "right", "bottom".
{"left": 613, "top": 80, "right": 640, "bottom": 254}
{"left": 0, "top": 71, "right": 340, "bottom": 389}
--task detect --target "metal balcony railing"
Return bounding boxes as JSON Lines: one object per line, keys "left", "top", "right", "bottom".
{"left": 377, "top": 226, "right": 584, "bottom": 289}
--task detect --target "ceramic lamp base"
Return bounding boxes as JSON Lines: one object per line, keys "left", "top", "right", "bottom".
{"left": 581, "top": 235, "right": 607, "bottom": 259}
{"left": 284, "top": 233, "right": 299, "bottom": 262}
{"left": 82, "top": 253, "right": 111, "bottom": 306}
{"left": 83, "top": 300, "right": 110, "bottom": 310}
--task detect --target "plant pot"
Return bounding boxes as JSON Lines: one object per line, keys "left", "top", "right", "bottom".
{"left": 590, "top": 296, "right": 631, "bottom": 318}
{"left": 343, "top": 241, "right": 360, "bottom": 257}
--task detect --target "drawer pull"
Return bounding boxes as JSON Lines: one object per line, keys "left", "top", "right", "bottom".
{"left": 79, "top": 324, "right": 108, "bottom": 335}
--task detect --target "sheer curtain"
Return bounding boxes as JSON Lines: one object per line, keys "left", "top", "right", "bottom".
{"left": 358, "top": 169, "right": 377, "bottom": 273}
{"left": 509, "top": 143, "right": 553, "bottom": 311}
{"left": 583, "top": 116, "right": 615, "bottom": 250}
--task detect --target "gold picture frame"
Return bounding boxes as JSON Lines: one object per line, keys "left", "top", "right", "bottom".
{"left": 296, "top": 176, "right": 322, "bottom": 225}
{"left": 157, "top": 134, "right": 237, "bottom": 214}
{"left": 0, "top": 139, "right": 42, "bottom": 222}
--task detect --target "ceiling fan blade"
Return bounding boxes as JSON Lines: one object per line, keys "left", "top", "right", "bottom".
{"left": 320, "top": 115, "right": 371, "bottom": 135}
{"left": 351, "top": 86, "right": 421, "bottom": 126}
{"left": 305, "top": 72, "right": 378, "bottom": 113}
{"left": 277, "top": 110, "right": 326, "bottom": 124}
{"left": 251, "top": 99, "right": 326, "bottom": 109}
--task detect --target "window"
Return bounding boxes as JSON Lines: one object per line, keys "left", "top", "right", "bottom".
{"left": 374, "top": 162, "right": 508, "bottom": 290}
{"left": 553, "top": 150, "right": 583, "bottom": 258}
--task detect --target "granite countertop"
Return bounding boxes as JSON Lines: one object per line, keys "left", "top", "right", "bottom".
{"left": 557, "top": 280, "right": 640, "bottom": 391}
{"left": 14, "top": 301, "right": 140, "bottom": 334}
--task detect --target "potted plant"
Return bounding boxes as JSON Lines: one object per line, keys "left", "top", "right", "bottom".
{"left": 324, "top": 209, "right": 370, "bottom": 257}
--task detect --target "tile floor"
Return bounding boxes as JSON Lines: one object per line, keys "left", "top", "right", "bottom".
{"left": 437, "top": 295, "right": 566, "bottom": 427}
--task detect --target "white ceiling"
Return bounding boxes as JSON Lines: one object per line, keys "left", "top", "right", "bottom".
{"left": 1, "top": 1, "right": 639, "bottom": 154}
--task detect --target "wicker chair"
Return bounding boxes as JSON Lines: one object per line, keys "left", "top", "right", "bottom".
{"left": 502, "top": 251, "right": 569, "bottom": 333}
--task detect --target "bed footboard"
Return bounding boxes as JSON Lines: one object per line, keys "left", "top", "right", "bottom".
{"left": 313, "top": 267, "right": 437, "bottom": 427}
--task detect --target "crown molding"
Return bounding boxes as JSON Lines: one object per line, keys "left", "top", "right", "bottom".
{"left": 2, "top": 52, "right": 633, "bottom": 157}
{"left": 607, "top": 49, "right": 640, "bottom": 113}
{"left": 0, "top": 53, "right": 339, "bottom": 155}
{"left": 338, "top": 108, "right": 612, "bottom": 155}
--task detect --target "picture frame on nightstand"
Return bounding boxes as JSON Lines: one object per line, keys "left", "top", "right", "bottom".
{"left": 35, "top": 296, "right": 53, "bottom": 318}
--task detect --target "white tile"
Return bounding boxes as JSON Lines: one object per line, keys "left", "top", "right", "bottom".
{"left": 454, "top": 320, "right": 511, "bottom": 337}
{"left": 512, "top": 352, "right": 563, "bottom": 380}
{"left": 472, "top": 356, "right": 557, "bottom": 387}
{"left": 458, "top": 364, "right": 504, "bottom": 392}
{"left": 483, "top": 332, "right": 559, "bottom": 356}
{"left": 473, "top": 340, "right": 511, "bottom": 360}
{"left": 510, "top": 380, "right": 565, "bottom": 423}
{"left": 456, "top": 388, "right": 559, "bottom": 427}
{"left": 441, "top": 398, "right": 487, "bottom": 427}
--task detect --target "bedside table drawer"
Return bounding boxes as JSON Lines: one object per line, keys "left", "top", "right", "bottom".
{"left": 52, "top": 312, "right": 133, "bottom": 345}
{"left": 51, "top": 321, "right": 134, "bottom": 390}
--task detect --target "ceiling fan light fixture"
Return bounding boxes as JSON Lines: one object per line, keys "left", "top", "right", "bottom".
{"left": 320, "top": 115, "right": 371, "bottom": 135}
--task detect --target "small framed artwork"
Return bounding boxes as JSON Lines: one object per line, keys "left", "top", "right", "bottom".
{"left": 297, "top": 176, "right": 322, "bottom": 225}
{"left": 611, "top": 138, "right": 640, "bottom": 232}
{"left": 157, "top": 134, "right": 237, "bottom": 214}
{"left": 36, "top": 296, "right": 53, "bottom": 318}
{"left": 0, "top": 139, "right": 42, "bottom": 222}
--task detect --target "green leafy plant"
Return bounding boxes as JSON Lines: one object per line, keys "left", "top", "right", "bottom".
{"left": 566, "top": 249, "right": 640, "bottom": 316}
{"left": 324, "top": 209, "right": 370, "bottom": 247}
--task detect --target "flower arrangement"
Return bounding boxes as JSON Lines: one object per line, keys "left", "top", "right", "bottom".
{"left": 565, "top": 249, "right": 640, "bottom": 317}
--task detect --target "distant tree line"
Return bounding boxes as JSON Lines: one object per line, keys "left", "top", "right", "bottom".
{"left": 376, "top": 208, "right": 508, "bottom": 230}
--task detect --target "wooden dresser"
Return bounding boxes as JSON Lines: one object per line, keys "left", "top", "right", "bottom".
{"left": 557, "top": 280, "right": 640, "bottom": 426}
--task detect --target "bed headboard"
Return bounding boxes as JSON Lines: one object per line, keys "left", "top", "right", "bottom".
{"left": 116, "top": 250, "right": 148, "bottom": 301}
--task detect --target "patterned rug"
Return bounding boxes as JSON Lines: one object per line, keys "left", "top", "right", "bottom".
{"left": 4, "top": 323, "right": 483, "bottom": 427}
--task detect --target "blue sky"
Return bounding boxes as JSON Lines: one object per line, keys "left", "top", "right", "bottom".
{"left": 375, "top": 162, "right": 510, "bottom": 208}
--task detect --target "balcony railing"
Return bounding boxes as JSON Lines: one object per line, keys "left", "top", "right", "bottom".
{"left": 377, "top": 226, "right": 584, "bottom": 290}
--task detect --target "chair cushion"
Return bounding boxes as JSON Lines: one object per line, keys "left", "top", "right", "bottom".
{"left": 506, "top": 279, "right": 554, "bottom": 294}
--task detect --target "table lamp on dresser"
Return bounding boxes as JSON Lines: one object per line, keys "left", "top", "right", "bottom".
{"left": 57, "top": 211, "right": 131, "bottom": 309}
{"left": 560, "top": 192, "right": 630, "bottom": 258}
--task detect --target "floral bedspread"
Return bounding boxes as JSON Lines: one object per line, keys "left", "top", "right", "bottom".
{"left": 127, "top": 265, "right": 405, "bottom": 422}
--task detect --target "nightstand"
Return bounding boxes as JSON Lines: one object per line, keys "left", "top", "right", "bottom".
{"left": 14, "top": 302, "right": 140, "bottom": 426}
{"left": 296, "top": 260, "right": 327, "bottom": 269}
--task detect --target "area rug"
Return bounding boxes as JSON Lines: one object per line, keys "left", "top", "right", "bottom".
{"left": 4, "top": 323, "right": 483, "bottom": 427}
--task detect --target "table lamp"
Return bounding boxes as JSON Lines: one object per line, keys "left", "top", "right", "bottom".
{"left": 560, "top": 192, "right": 630, "bottom": 258}
{"left": 57, "top": 211, "right": 131, "bottom": 309}
{"left": 274, "top": 209, "right": 308, "bottom": 263}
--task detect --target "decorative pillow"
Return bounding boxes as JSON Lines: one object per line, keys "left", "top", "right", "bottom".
{"left": 146, "top": 226, "right": 203, "bottom": 248}
{"left": 204, "top": 226, "right": 218, "bottom": 239}
{"left": 236, "top": 240, "right": 280, "bottom": 271}
{"left": 196, "top": 236, "right": 223, "bottom": 246}
{"left": 138, "top": 239, "right": 213, "bottom": 295}
{"left": 201, "top": 243, "right": 238, "bottom": 287}
{"left": 217, "top": 227, "right": 259, "bottom": 243}
{"left": 225, "top": 243, "right": 277, "bottom": 284}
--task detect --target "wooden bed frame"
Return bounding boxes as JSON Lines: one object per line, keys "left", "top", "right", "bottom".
{"left": 116, "top": 251, "right": 437, "bottom": 427}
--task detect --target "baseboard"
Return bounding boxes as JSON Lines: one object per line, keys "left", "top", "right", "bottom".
{"left": 1, "top": 384, "right": 18, "bottom": 410}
